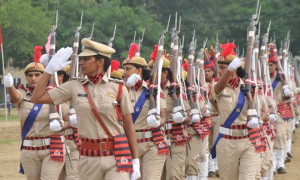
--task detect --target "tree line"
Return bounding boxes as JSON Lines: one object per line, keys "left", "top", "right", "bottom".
{"left": 0, "top": 0, "right": 299, "bottom": 72}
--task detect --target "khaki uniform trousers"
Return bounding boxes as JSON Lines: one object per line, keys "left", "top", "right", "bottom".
{"left": 274, "top": 116, "right": 287, "bottom": 149}
{"left": 58, "top": 139, "right": 79, "bottom": 180}
{"left": 286, "top": 119, "right": 293, "bottom": 140}
{"left": 260, "top": 134, "right": 274, "bottom": 177}
{"left": 163, "top": 142, "right": 186, "bottom": 180}
{"left": 138, "top": 142, "right": 166, "bottom": 180}
{"left": 185, "top": 128, "right": 201, "bottom": 176}
{"left": 21, "top": 149, "right": 65, "bottom": 180}
{"left": 209, "top": 116, "right": 220, "bottom": 148}
{"left": 216, "top": 138, "right": 260, "bottom": 180}
{"left": 79, "top": 155, "right": 130, "bottom": 180}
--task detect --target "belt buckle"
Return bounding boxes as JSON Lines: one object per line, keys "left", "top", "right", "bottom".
{"left": 243, "top": 129, "right": 248, "bottom": 136}
{"left": 143, "top": 131, "right": 152, "bottom": 138}
{"left": 165, "top": 123, "right": 172, "bottom": 130}
{"left": 228, "top": 129, "right": 233, "bottom": 136}
{"left": 33, "top": 140, "right": 42, "bottom": 147}
{"left": 99, "top": 142, "right": 107, "bottom": 151}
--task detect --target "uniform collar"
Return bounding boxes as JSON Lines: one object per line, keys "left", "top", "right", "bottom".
{"left": 81, "top": 73, "right": 108, "bottom": 85}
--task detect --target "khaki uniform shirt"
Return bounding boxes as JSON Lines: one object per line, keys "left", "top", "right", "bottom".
{"left": 162, "top": 81, "right": 191, "bottom": 121}
{"left": 17, "top": 88, "right": 67, "bottom": 137}
{"left": 128, "top": 80, "right": 166, "bottom": 130}
{"left": 211, "top": 79, "right": 248, "bottom": 125}
{"left": 271, "top": 76, "right": 284, "bottom": 104}
{"left": 48, "top": 75, "right": 133, "bottom": 139}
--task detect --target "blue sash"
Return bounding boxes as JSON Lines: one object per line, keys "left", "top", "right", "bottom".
{"left": 19, "top": 104, "right": 43, "bottom": 174}
{"left": 272, "top": 78, "right": 279, "bottom": 90}
{"left": 210, "top": 88, "right": 245, "bottom": 159}
{"left": 132, "top": 88, "right": 148, "bottom": 123}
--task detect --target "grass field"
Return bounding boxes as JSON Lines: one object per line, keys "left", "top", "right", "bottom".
{"left": 0, "top": 108, "right": 19, "bottom": 122}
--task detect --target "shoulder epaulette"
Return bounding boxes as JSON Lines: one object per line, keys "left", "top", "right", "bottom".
{"left": 108, "top": 78, "right": 124, "bottom": 84}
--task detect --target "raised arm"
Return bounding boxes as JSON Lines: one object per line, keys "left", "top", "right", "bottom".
{"left": 4, "top": 73, "right": 22, "bottom": 104}
{"left": 31, "top": 47, "right": 73, "bottom": 104}
{"left": 31, "top": 73, "right": 53, "bottom": 104}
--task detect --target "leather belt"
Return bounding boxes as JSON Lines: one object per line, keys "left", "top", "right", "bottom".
{"left": 219, "top": 126, "right": 248, "bottom": 136}
{"left": 81, "top": 140, "right": 114, "bottom": 151}
{"left": 136, "top": 131, "right": 152, "bottom": 139}
{"left": 23, "top": 138, "right": 51, "bottom": 147}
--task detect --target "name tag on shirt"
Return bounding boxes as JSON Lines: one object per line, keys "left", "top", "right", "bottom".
{"left": 77, "top": 93, "right": 88, "bottom": 97}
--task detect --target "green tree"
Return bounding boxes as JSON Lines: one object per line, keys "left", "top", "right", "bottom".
{"left": 0, "top": 0, "right": 51, "bottom": 70}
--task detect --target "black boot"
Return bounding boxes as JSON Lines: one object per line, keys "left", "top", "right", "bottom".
{"left": 208, "top": 171, "right": 216, "bottom": 177}
{"left": 277, "top": 167, "right": 286, "bottom": 174}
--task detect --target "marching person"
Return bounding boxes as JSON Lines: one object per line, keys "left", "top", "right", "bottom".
{"left": 4, "top": 52, "right": 68, "bottom": 180}
{"left": 268, "top": 43, "right": 293, "bottom": 174}
{"left": 204, "top": 47, "right": 220, "bottom": 178}
{"left": 55, "top": 65, "right": 80, "bottom": 180}
{"left": 122, "top": 43, "right": 168, "bottom": 180}
{"left": 30, "top": 38, "right": 140, "bottom": 180}
{"left": 150, "top": 56, "right": 191, "bottom": 180}
{"left": 210, "top": 42, "right": 263, "bottom": 180}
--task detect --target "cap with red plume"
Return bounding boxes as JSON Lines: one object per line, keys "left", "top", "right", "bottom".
{"left": 181, "top": 62, "right": 188, "bottom": 80}
{"left": 122, "top": 43, "right": 147, "bottom": 67}
{"left": 128, "top": 43, "right": 139, "bottom": 61}
{"left": 110, "top": 60, "right": 122, "bottom": 79}
{"left": 111, "top": 60, "right": 120, "bottom": 72}
{"left": 268, "top": 43, "right": 277, "bottom": 65}
{"left": 218, "top": 42, "right": 236, "bottom": 64}
{"left": 34, "top": 46, "right": 43, "bottom": 63}
{"left": 150, "top": 45, "right": 158, "bottom": 62}
{"left": 204, "top": 46, "right": 216, "bottom": 70}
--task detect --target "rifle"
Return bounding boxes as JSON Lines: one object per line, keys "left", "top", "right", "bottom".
{"left": 214, "top": 35, "right": 219, "bottom": 77}
{"left": 243, "top": 0, "right": 260, "bottom": 121}
{"left": 136, "top": 27, "right": 145, "bottom": 57}
{"left": 148, "top": 16, "right": 170, "bottom": 117}
{"left": 69, "top": 12, "right": 83, "bottom": 79}
{"left": 107, "top": 24, "right": 117, "bottom": 79}
{"left": 187, "top": 30, "right": 200, "bottom": 118}
{"left": 88, "top": 22, "right": 95, "bottom": 40}
{"left": 169, "top": 16, "right": 186, "bottom": 120}
{"left": 48, "top": 11, "right": 62, "bottom": 123}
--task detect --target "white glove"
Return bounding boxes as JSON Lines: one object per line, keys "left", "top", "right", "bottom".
{"left": 130, "top": 159, "right": 141, "bottom": 180}
{"left": 45, "top": 47, "right": 72, "bottom": 74}
{"left": 49, "top": 119, "right": 63, "bottom": 131}
{"left": 147, "top": 114, "right": 160, "bottom": 128}
{"left": 4, "top": 73, "right": 14, "bottom": 88}
{"left": 69, "top": 114, "right": 77, "bottom": 128}
{"left": 228, "top": 57, "right": 241, "bottom": 71}
{"left": 40, "top": 54, "right": 49, "bottom": 67}
{"left": 297, "top": 87, "right": 300, "bottom": 93}
{"left": 247, "top": 117, "right": 260, "bottom": 128}
{"left": 191, "top": 114, "right": 201, "bottom": 123}
{"left": 173, "top": 112, "right": 185, "bottom": 123}
{"left": 268, "top": 114, "right": 277, "bottom": 122}
{"left": 283, "top": 87, "right": 293, "bottom": 97}
{"left": 126, "top": 74, "right": 141, "bottom": 87}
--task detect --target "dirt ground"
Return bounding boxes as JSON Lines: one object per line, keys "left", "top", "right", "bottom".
{"left": 0, "top": 110, "right": 300, "bottom": 180}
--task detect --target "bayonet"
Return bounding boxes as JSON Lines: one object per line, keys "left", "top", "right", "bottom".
{"left": 88, "top": 22, "right": 95, "bottom": 39}
{"left": 108, "top": 24, "right": 117, "bottom": 47}
{"left": 55, "top": 10, "right": 58, "bottom": 28}
{"left": 133, "top": 30, "right": 136, "bottom": 43}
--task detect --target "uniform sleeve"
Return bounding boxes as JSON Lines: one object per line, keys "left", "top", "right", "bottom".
{"left": 120, "top": 85, "right": 134, "bottom": 115}
{"left": 160, "top": 97, "right": 167, "bottom": 109}
{"left": 211, "top": 82, "right": 221, "bottom": 103}
{"left": 183, "top": 99, "right": 191, "bottom": 111}
{"left": 48, "top": 81, "right": 73, "bottom": 105}
{"left": 61, "top": 103, "right": 70, "bottom": 117}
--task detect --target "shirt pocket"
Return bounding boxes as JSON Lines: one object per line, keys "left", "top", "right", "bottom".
{"left": 218, "top": 93, "right": 233, "bottom": 112}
